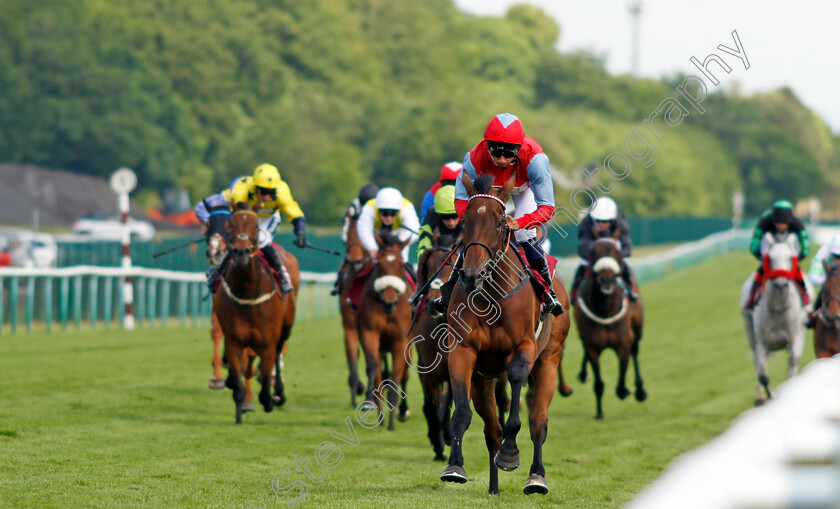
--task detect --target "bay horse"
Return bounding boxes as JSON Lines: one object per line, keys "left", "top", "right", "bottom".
{"left": 409, "top": 235, "right": 514, "bottom": 462}
{"left": 814, "top": 260, "right": 840, "bottom": 358}
{"left": 338, "top": 211, "right": 371, "bottom": 407}
{"left": 740, "top": 232, "right": 807, "bottom": 405}
{"left": 213, "top": 206, "right": 300, "bottom": 424}
{"left": 575, "top": 238, "right": 646, "bottom": 419}
{"left": 440, "top": 173, "right": 571, "bottom": 495}
{"left": 358, "top": 233, "right": 413, "bottom": 431}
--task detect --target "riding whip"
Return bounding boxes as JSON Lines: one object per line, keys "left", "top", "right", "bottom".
{"left": 152, "top": 236, "right": 206, "bottom": 258}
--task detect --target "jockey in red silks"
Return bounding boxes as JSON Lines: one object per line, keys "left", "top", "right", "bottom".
{"left": 429, "top": 112, "right": 563, "bottom": 317}
{"left": 420, "top": 161, "right": 462, "bottom": 220}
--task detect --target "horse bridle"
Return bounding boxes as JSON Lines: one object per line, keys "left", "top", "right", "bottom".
{"left": 344, "top": 240, "right": 371, "bottom": 271}
{"left": 461, "top": 193, "right": 511, "bottom": 261}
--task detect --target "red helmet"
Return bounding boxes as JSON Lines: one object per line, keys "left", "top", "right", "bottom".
{"left": 439, "top": 161, "right": 462, "bottom": 181}
{"left": 483, "top": 113, "right": 524, "bottom": 146}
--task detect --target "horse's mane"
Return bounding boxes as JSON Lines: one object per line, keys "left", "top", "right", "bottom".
{"left": 473, "top": 174, "right": 495, "bottom": 195}
{"left": 233, "top": 202, "right": 250, "bottom": 212}
{"left": 378, "top": 229, "right": 401, "bottom": 247}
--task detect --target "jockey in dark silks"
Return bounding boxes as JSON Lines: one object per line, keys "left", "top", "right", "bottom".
{"left": 570, "top": 197, "right": 637, "bottom": 302}
{"left": 745, "top": 199, "right": 810, "bottom": 309}
{"left": 330, "top": 183, "right": 380, "bottom": 295}
{"left": 430, "top": 112, "right": 563, "bottom": 318}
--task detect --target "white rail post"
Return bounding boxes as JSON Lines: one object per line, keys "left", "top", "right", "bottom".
{"left": 110, "top": 168, "right": 138, "bottom": 331}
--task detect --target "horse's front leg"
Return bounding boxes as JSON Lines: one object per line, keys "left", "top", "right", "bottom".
{"left": 274, "top": 339, "right": 287, "bottom": 407}
{"left": 496, "top": 343, "right": 536, "bottom": 471}
{"left": 753, "top": 329, "right": 771, "bottom": 405}
{"left": 441, "top": 344, "right": 476, "bottom": 484}
{"left": 631, "top": 339, "right": 647, "bottom": 402}
{"left": 359, "top": 327, "right": 382, "bottom": 413}
{"left": 258, "top": 342, "right": 278, "bottom": 413}
{"left": 615, "top": 335, "right": 632, "bottom": 400}
{"left": 224, "top": 342, "right": 246, "bottom": 424}
{"left": 471, "top": 375, "right": 503, "bottom": 495}
{"left": 209, "top": 311, "right": 226, "bottom": 389}
{"left": 523, "top": 353, "right": 559, "bottom": 495}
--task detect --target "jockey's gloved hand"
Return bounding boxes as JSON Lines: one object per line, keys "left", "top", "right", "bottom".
{"left": 294, "top": 231, "right": 307, "bottom": 248}
{"left": 292, "top": 216, "right": 307, "bottom": 248}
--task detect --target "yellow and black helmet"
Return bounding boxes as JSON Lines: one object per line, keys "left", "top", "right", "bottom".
{"left": 253, "top": 163, "right": 281, "bottom": 190}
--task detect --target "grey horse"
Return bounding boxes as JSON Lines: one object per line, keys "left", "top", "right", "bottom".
{"left": 740, "top": 232, "right": 810, "bottom": 406}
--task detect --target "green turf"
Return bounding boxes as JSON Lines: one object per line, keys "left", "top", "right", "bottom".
{"left": 0, "top": 252, "right": 816, "bottom": 508}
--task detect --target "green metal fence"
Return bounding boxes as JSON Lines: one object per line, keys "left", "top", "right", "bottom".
{"left": 0, "top": 267, "right": 338, "bottom": 334}
{"left": 56, "top": 217, "right": 740, "bottom": 272}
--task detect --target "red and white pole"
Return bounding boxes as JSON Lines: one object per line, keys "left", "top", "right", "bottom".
{"left": 111, "top": 168, "right": 138, "bottom": 330}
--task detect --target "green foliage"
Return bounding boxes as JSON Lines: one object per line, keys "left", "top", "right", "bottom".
{"left": 0, "top": 0, "right": 836, "bottom": 222}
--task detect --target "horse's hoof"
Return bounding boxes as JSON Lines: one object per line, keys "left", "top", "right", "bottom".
{"left": 360, "top": 400, "right": 377, "bottom": 411}
{"left": 596, "top": 413, "right": 604, "bottom": 420}
{"left": 208, "top": 378, "right": 226, "bottom": 390}
{"left": 441, "top": 465, "right": 467, "bottom": 483}
{"left": 397, "top": 410, "right": 411, "bottom": 422}
{"left": 523, "top": 474, "right": 549, "bottom": 495}
{"left": 433, "top": 454, "right": 447, "bottom": 462}
{"left": 616, "top": 387, "right": 630, "bottom": 400}
{"left": 494, "top": 450, "right": 520, "bottom": 471}
{"left": 577, "top": 372, "right": 588, "bottom": 383}
{"left": 274, "top": 394, "right": 286, "bottom": 407}
{"left": 635, "top": 388, "right": 647, "bottom": 402}
{"left": 559, "top": 385, "right": 573, "bottom": 397}
{"left": 242, "top": 402, "right": 255, "bottom": 413}
{"left": 754, "top": 398, "right": 766, "bottom": 407}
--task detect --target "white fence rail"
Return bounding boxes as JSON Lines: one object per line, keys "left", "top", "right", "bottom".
{"left": 627, "top": 355, "right": 840, "bottom": 509}
{"left": 0, "top": 266, "right": 336, "bottom": 334}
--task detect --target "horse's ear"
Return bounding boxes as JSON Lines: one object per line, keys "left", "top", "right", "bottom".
{"left": 461, "top": 171, "right": 477, "bottom": 197}
{"left": 498, "top": 173, "right": 517, "bottom": 202}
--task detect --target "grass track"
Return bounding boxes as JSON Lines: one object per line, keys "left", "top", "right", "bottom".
{"left": 0, "top": 253, "right": 815, "bottom": 508}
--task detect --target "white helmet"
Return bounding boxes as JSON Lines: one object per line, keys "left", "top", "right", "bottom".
{"left": 375, "top": 187, "right": 403, "bottom": 211}
{"left": 591, "top": 197, "right": 618, "bottom": 221}
{"left": 829, "top": 235, "right": 840, "bottom": 256}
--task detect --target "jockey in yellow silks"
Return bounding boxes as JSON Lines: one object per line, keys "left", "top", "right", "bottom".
{"left": 205, "top": 163, "right": 307, "bottom": 293}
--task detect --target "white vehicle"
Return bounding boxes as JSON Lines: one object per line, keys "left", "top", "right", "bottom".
{"left": 73, "top": 214, "right": 156, "bottom": 242}
{"left": 0, "top": 230, "right": 58, "bottom": 268}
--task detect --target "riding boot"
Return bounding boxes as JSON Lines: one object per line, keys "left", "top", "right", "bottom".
{"left": 261, "top": 245, "right": 293, "bottom": 294}
{"left": 205, "top": 251, "right": 232, "bottom": 291}
{"left": 429, "top": 255, "right": 463, "bottom": 319}
{"left": 621, "top": 261, "right": 639, "bottom": 301}
{"left": 331, "top": 262, "right": 347, "bottom": 296}
{"left": 746, "top": 277, "right": 761, "bottom": 310}
{"left": 570, "top": 264, "right": 586, "bottom": 301}
{"left": 806, "top": 289, "right": 822, "bottom": 329}
{"left": 529, "top": 255, "right": 564, "bottom": 317}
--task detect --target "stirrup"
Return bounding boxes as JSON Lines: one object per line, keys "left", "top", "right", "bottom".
{"left": 330, "top": 285, "right": 340, "bottom": 296}
{"left": 544, "top": 293, "right": 564, "bottom": 316}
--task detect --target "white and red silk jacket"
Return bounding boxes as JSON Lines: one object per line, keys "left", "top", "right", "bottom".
{"left": 453, "top": 136, "right": 555, "bottom": 230}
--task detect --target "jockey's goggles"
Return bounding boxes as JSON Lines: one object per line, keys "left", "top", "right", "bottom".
{"left": 255, "top": 186, "right": 277, "bottom": 198}
{"left": 440, "top": 213, "right": 459, "bottom": 221}
{"left": 379, "top": 209, "right": 398, "bottom": 218}
{"left": 487, "top": 142, "right": 521, "bottom": 159}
